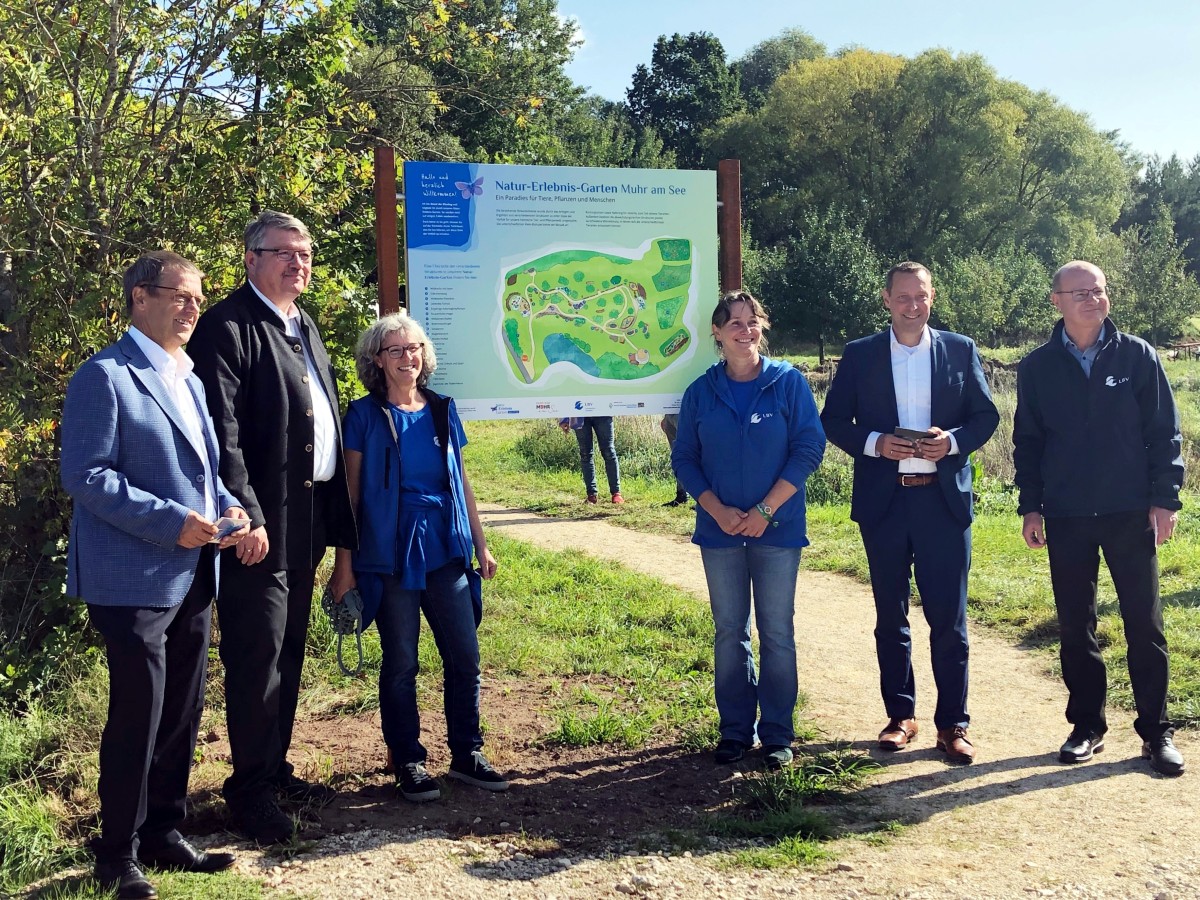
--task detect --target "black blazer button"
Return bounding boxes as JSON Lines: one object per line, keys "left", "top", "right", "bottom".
{"left": 305, "top": 444, "right": 314, "bottom": 453}
{"left": 304, "top": 480, "right": 313, "bottom": 489}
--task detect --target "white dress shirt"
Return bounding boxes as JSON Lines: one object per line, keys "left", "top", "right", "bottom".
{"left": 249, "top": 283, "right": 339, "bottom": 482}
{"left": 863, "top": 326, "right": 959, "bottom": 474}
{"left": 127, "top": 326, "right": 218, "bottom": 519}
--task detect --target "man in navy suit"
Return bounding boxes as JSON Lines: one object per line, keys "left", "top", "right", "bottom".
{"left": 61, "top": 252, "right": 250, "bottom": 899}
{"left": 821, "top": 261, "right": 999, "bottom": 764}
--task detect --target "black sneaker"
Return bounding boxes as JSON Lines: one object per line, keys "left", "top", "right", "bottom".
{"left": 714, "top": 739, "right": 747, "bottom": 764}
{"left": 1059, "top": 727, "right": 1105, "bottom": 763}
{"left": 277, "top": 773, "right": 337, "bottom": 808}
{"left": 663, "top": 493, "right": 688, "bottom": 507}
{"left": 1142, "top": 735, "right": 1185, "bottom": 776}
{"left": 398, "top": 762, "right": 442, "bottom": 802}
{"left": 762, "top": 744, "right": 794, "bottom": 770}
{"left": 95, "top": 859, "right": 157, "bottom": 900}
{"left": 448, "top": 751, "right": 510, "bottom": 791}
{"left": 232, "top": 797, "right": 295, "bottom": 845}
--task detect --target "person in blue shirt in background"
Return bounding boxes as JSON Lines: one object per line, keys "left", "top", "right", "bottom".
{"left": 329, "top": 312, "right": 508, "bottom": 803}
{"left": 672, "top": 290, "right": 826, "bottom": 770}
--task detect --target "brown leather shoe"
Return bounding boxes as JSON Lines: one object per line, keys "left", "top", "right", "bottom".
{"left": 936, "top": 726, "right": 976, "bottom": 764}
{"left": 878, "top": 718, "right": 918, "bottom": 751}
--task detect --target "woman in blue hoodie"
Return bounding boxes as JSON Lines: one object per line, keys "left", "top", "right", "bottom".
{"left": 672, "top": 291, "right": 826, "bottom": 769}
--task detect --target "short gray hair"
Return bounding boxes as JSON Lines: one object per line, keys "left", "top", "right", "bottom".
{"left": 243, "top": 210, "right": 312, "bottom": 252}
{"left": 355, "top": 312, "right": 438, "bottom": 397}
{"left": 122, "top": 251, "right": 202, "bottom": 313}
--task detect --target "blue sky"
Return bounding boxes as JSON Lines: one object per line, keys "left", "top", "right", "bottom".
{"left": 557, "top": 0, "right": 1200, "bottom": 162}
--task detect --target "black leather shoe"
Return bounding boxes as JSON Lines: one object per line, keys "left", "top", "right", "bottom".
{"left": 1143, "top": 735, "right": 1185, "bottom": 776}
{"left": 277, "top": 773, "right": 337, "bottom": 808}
{"left": 232, "top": 797, "right": 296, "bottom": 845}
{"left": 1059, "top": 728, "right": 1105, "bottom": 763}
{"left": 140, "top": 838, "right": 235, "bottom": 873}
{"left": 95, "top": 859, "right": 157, "bottom": 900}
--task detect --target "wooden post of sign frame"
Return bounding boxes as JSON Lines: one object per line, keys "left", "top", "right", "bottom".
{"left": 716, "top": 159, "right": 743, "bottom": 293}
{"left": 373, "top": 145, "right": 401, "bottom": 315}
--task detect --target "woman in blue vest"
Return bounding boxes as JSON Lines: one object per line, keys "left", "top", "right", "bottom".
{"left": 330, "top": 312, "right": 507, "bottom": 802}
{"left": 672, "top": 291, "right": 826, "bottom": 769}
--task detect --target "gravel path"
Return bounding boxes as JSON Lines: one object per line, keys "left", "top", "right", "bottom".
{"left": 168, "top": 505, "right": 1199, "bottom": 899}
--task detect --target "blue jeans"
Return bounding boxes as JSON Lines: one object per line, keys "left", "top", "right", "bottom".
{"left": 574, "top": 416, "right": 620, "bottom": 495}
{"left": 700, "top": 544, "right": 801, "bottom": 747}
{"left": 375, "top": 564, "right": 483, "bottom": 764}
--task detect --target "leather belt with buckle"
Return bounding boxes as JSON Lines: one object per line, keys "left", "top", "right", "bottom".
{"left": 896, "top": 473, "right": 938, "bottom": 487}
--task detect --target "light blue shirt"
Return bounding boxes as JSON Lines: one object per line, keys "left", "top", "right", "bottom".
{"left": 1062, "top": 325, "right": 1106, "bottom": 378}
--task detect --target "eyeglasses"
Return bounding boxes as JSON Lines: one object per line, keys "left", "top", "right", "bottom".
{"left": 378, "top": 343, "right": 424, "bottom": 359}
{"left": 1054, "top": 287, "right": 1108, "bottom": 302}
{"left": 252, "top": 248, "right": 313, "bottom": 264}
{"left": 141, "top": 284, "right": 205, "bottom": 308}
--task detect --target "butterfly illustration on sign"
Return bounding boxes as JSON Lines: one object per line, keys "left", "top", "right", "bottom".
{"left": 456, "top": 177, "right": 484, "bottom": 199}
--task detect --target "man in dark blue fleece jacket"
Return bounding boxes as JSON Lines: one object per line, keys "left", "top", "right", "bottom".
{"left": 1014, "top": 259, "right": 1186, "bottom": 776}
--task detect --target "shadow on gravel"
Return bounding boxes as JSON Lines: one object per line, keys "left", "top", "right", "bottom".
{"left": 822, "top": 739, "right": 1164, "bottom": 829}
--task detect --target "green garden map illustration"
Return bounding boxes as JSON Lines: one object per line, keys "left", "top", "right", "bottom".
{"left": 500, "top": 238, "right": 693, "bottom": 383}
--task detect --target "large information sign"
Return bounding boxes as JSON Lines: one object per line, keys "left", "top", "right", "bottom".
{"left": 403, "top": 162, "right": 717, "bottom": 420}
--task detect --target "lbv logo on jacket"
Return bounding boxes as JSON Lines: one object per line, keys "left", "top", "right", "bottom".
{"left": 750, "top": 412, "right": 775, "bottom": 424}
{"left": 1105, "top": 375, "right": 1130, "bottom": 387}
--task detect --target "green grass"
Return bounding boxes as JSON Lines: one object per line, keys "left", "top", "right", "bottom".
{"left": 29, "top": 871, "right": 288, "bottom": 900}
{"left": 462, "top": 363, "right": 1200, "bottom": 729}
{"left": 710, "top": 745, "right": 880, "bottom": 869}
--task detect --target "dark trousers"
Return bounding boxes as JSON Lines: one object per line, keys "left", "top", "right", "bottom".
{"left": 376, "top": 564, "right": 484, "bottom": 764}
{"left": 87, "top": 547, "right": 215, "bottom": 863}
{"left": 860, "top": 484, "right": 971, "bottom": 730}
{"left": 216, "top": 561, "right": 318, "bottom": 806}
{"left": 1044, "top": 510, "right": 1171, "bottom": 740}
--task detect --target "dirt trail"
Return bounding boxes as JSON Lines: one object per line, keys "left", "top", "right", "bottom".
{"left": 109, "top": 504, "right": 1200, "bottom": 900}
{"left": 472, "top": 504, "right": 1200, "bottom": 899}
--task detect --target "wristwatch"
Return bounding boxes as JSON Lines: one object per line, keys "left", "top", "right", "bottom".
{"left": 755, "top": 502, "right": 773, "bottom": 520}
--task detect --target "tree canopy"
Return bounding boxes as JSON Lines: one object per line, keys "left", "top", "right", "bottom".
{"left": 626, "top": 32, "right": 742, "bottom": 169}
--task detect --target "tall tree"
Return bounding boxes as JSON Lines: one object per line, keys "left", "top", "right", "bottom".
{"left": 552, "top": 96, "right": 676, "bottom": 169}
{"left": 748, "top": 209, "right": 884, "bottom": 360}
{"left": 1120, "top": 154, "right": 1200, "bottom": 276}
{"left": 0, "top": 0, "right": 387, "bottom": 699}
{"left": 626, "top": 32, "right": 742, "bottom": 169}
{"left": 711, "top": 49, "right": 1127, "bottom": 271}
{"left": 408, "top": 0, "right": 584, "bottom": 162}
{"left": 1120, "top": 203, "right": 1200, "bottom": 346}
{"left": 734, "top": 27, "right": 825, "bottom": 110}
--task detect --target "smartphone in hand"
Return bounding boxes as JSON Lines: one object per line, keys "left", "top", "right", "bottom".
{"left": 208, "top": 516, "right": 243, "bottom": 543}
{"left": 894, "top": 427, "right": 936, "bottom": 442}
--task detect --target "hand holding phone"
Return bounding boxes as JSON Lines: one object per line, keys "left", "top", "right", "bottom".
{"left": 209, "top": 516, "right": 243, "bottom": 543}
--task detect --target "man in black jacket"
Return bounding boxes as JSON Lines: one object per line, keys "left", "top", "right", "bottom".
{"left": 188, "top": 211, "right": 357, "bottom": 842}
{"left": 1014, "top": 260, "right": 1185, "bottom": 776}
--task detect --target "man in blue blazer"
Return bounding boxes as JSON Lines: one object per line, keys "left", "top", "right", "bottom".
{"left": 61, "top": 252, "right": 249, "bottom": 900}
{"left": 821, "top": 262, "right": 999, "bottom": 764}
